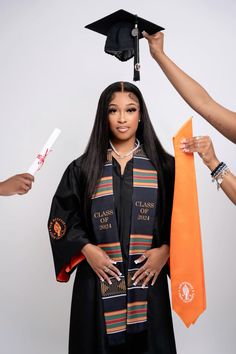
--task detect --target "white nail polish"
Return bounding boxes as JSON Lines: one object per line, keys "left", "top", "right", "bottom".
{"left": 133, "top": 282, "right": 137, "bottom": 286}
{"left": 134, "top": 259, "right": 139, "bottom": 264}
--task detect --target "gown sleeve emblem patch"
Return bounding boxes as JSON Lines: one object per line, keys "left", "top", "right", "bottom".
{"left": 49, "top": 218, "right": 66, "bottom": 240}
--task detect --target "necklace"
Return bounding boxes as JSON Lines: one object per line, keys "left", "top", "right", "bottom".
{"left": 109, "top": 139, "right": 140, "bottom": 159}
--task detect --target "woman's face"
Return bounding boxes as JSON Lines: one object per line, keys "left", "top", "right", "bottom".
{"left": 108, "top": 91, "right": 140, "bottom": 143}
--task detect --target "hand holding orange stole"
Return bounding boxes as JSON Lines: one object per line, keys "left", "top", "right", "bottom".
{"left": 170, "top": 118, "right": 206, "bottom": 327}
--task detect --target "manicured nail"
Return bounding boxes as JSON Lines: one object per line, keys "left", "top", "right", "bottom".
{"left": 133, "top": 282, "right": 137, "bottom": 286}
{"left": 142, "top": 284, "right": 145, "bottom": 289}
{"left": 111, "top": 260, "right": 117, "bottom": 264}
{"left": 116, "top": 277, "right": 121, "bottom": 282}
{"left": 134, "top": 259, "right": 140, "bottom": 264}
{"left": 131, "top": 276, "right": 135, "bottom": 281}
{"left": 100, "top": 277, "right": 104, "bottom": 282}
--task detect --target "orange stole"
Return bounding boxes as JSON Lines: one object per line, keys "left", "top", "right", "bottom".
{"left": 170, "top": 118, "right": 206, "bottom": 327}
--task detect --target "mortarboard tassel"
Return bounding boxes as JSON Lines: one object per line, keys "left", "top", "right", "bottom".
{"left": 132, "top": 15, "right": 140, "bottom": 81}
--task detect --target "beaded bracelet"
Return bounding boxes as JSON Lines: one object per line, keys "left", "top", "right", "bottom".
{"left": 211, "top": 163, "right": 230, "bottom": 190}
{"left": 211, "top": 162, "right": 226, "bottom": 178}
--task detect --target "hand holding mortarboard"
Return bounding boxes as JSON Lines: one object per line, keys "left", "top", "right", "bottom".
{"left": 142, "top": 31, "right": 164, "bottom": 60}
{"left": 85, "top": 9, "right": 164, "bottom": 81}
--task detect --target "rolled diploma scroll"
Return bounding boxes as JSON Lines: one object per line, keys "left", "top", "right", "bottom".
{"left": 27, "top": 128, "right": 61, "bottom": 176}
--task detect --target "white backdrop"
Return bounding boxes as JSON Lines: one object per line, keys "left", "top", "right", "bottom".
{"left": 0, "top": 1, "right": 235, "bottom": 353}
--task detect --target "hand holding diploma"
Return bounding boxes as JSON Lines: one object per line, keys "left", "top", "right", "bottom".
{"left": 0, "top": 173, "right": 34, "bottom": 196}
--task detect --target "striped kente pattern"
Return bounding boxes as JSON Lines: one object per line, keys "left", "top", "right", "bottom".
{"left": 92, "top": 176, "right": 113, "bottom": 199}
{"left": 104, "top": 309, "right": 127, "bottom": 334}
{"left": 127, "top": 301, "right": 147, "bottom": 325}
{"left": 129, "top": 234, "right": 153, "bottom": 255}
{"left": 133, "top": 168, "right": 158, "bottom": 188}
{"left": 98, "top": 242, "right": 122, "bottom": 262}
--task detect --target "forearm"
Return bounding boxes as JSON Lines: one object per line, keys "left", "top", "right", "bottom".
{"left": 220, "top": 173, "right": 236, "bottom": 205}
{"left": 210, "top": 166, "right": 236, "bottom": 205}
{"left": 0, "top": 182, "right": 3, "bottom": 196}
{"left": 154, "top": 52, "right": 236, "bottom": 143}
{"left": 154, "top": 52, "right": 211, "bottom": 109}
{"left": 207, "top": 160, "right": 236, "bottom": 205}
{"left": 0, "top": 180, "right": 12, "bottom": 196}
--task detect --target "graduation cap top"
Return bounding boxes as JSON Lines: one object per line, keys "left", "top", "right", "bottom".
{"left": 85, "top": 9, "right": 164, "bottom": 81}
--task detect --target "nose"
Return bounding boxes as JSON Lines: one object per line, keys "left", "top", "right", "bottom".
{"left": 118, "top": 111, "right": 127, "bottom": 123}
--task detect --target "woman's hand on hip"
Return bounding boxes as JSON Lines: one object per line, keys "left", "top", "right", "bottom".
{"left": 132, "top": 245, "right": 170, "bottom": 288}
{"left": 81, "top": 243, "right": 121, "bottom": 284}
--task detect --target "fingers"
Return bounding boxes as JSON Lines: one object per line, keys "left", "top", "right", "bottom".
{"left": 132, "top": 267, "right": 157, "bottom": 288}
{"left": 96, "top": 256, "right": 122, "bottom": 284}
{"left": 17, "top": 180, "right": 33, "bottom": 195}
{"left": 179, "top": 135, "right": 219, "bottom": 168}
{"left": 142, "top": 30, "right": 163, "bottom": 41}
{"left": 134, "top": 254, "right": 147, "bottom": 264}
{"left": 180, "top": 136, "right": 211, "bottom": 153}
{"left": 20, "top": 173, "right": 34, "bottom": 182}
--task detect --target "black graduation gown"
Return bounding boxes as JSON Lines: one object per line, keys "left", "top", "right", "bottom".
{"left": 48, "top": 156, "right": 177, "bottom": 354}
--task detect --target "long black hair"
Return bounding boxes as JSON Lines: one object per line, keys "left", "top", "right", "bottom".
{"left": 79, "top": 81, "right": 174, "bottom": 232}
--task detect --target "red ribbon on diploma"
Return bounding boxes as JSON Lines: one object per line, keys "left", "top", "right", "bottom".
{"left": 37, "top": 148, "right": 50, "bottom": 171}
{"left": 170, "top": 118, "right": 206, "bottom": 327}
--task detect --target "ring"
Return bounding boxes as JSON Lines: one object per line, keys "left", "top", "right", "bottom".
{"left": 104, "top": 266, "right": 109, "bottom": 273}
{"left": 145, "top": 271, "right": 150, "bottom": 276}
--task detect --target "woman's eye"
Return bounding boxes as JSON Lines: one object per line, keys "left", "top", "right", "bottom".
{"left": 108, "top": 108, "right": 117, "bottom": 114}
{"left": 127, "top": 108, "right": 137, "bottom": 112}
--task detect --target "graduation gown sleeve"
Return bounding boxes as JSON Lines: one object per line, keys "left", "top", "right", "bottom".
{"left": 48, "top": 159, "right": 90, "bottom": 282}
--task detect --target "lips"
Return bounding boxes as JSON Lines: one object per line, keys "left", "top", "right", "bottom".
{"left": 117, "top": 126, "right": 129, "bottom": 132}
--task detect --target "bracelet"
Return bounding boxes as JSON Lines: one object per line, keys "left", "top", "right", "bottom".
{"left": 211, "top": 163, "right": 230, "bottom": 190}
{"left": 211, "top": 162, "right": 226, "bottom": 178}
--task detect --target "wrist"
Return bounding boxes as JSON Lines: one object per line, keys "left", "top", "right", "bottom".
{"left": 159, "top": 244, "right": 170, "bottom": 258}
{"left": 153, "top": 50, "right": 166, "bottom": 63}
{"left": 206, "top": 158, "right": 220, "bottom": 171}
{"left": 81, "top": 243, "right": 93, "bottom": 256}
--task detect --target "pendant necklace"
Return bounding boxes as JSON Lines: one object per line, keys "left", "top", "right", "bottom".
{"left": 109, "top": 139, "right": 140, "bottom": 159}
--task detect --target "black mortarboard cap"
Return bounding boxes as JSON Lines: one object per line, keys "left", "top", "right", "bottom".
{"left": 85, "top": 9, "right": 164, "bottom": 81}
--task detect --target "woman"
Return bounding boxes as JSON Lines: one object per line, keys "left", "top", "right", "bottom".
{"left": 143, "top": 31, "right": 236, "bottom": 144}
{"left": 48, "top": 82, "right": 176, "bottom": 354}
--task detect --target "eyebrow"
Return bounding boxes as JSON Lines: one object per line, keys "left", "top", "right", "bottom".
{"left": 108, "top": 103, "right": 139, "bottom": 107}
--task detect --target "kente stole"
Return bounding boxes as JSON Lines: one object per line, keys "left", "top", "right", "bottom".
{"left": 91, "top": 148, "right": 158, "bottom": 345}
